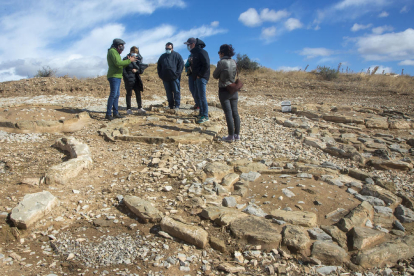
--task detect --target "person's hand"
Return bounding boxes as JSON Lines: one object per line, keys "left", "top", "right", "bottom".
{"left": 132, "top": 69, "right": 137, "bottom": 73}
{"left": 128, "top": 55, "right": 137, "bottom": 62}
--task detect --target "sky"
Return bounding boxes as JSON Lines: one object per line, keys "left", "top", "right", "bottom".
{"left": 0, "top": 0, "right": 413, "bottom": 82}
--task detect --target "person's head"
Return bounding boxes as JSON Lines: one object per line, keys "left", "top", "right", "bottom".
{"left": 165, "top": 42, "right": 173, "bottom": 54}
{"left": 184, "top": 37, "right": 196, "bottom": 51}
{"left": 130, "top": 46, "right": 139, "bottom": 54}
{"left": 112, "top": 38, "right": 126, "bottom": 53}
{"left": 218, "top": 44, "right": 235, "bottom": 58}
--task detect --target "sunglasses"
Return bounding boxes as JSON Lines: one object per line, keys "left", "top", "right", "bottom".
{"left": 166, "top": 48, "right": 172, "bottom": 50}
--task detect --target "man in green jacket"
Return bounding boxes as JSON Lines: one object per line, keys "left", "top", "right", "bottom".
{"left": 106, "top": 38, "right": 136, "bottom": 120}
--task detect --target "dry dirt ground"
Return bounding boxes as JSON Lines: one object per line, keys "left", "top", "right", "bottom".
{"left": 0, "top": 68, "right": 413, "bottom": 276}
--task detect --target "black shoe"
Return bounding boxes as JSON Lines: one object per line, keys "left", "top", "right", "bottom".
{"left": 113, "top": 114, "right": 125, "bottom": 119}
{"left": 105, "top": 115, "right": 113, "bottom": 120}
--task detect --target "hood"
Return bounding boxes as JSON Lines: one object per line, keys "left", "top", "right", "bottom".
{"left": 195, "top": 38, "right": 206, "bottom": 49}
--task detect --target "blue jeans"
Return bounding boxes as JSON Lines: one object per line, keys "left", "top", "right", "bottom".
{"left": 195, "top": 77, "right": 208, "bottom": 117}
{"left": 163, "top": 79, "right": 180, "bottom": 108}
{"left": 188, "top": 75, "right": 198, "bottom": 106}
{"left": 107, "top": 77, "right": 121, "bottom": 116}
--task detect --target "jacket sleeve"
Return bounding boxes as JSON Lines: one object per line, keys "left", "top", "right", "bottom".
{"left": 109, "top": 49, "right": 131, "bottom": 68}
{"left": 157, "top": 57, "right": 162, "bottom": 79}
{"left": 198, "top": 50, "right": 209, "bottom": 78}
{"left": 176, "top": 54, "right": 184, "bottom": 77}
{"left": 213, "top": 61, "right": 222, "bottom": 79}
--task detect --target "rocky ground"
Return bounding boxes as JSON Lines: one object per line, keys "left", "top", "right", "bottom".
{"left": 0, "top": 71, "right": 414, "bottom": 276}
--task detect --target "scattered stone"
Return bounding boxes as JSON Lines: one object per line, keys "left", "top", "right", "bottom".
{"left": 242, "top": 205, "right": 268, "bottom": 218}
{"left": 394, "top": 205, "right": 414, "bottom": 223}
{"left": 337, "top": 201, "right": 374, "bottom": 232}
{"left": 10, "top": 191, "right": 59, "bottom": 229}
{"left": 222, "top": 197, "right": 237, "bottom": 207}
{"left": 308, "top": 227, "right": 333, "bottom": 242}
{"left": 320, "top": 225, "right": 348, "bottom": 249}
{"left": 209, "top": 237, "right": 226, "bottom": 253}
{"left": 221, "top": 173, "right": 239, "bottom": 188}
{"left": 217, "top": 262, "right": 245, "bottom": 273}
{"left": 360, "top": 185, "right": 402, "bottom": 208}
{"left": 240, "top": 171, "right": 261, "bottom": 182}
{"left": 204, "top": 162, "right": 233, "bottom": 180}
{"left": 282, "top": 188, "right": 295, "bottom": 198}
{"left": 316, "top": 266, "right": 342, "bottom": 275}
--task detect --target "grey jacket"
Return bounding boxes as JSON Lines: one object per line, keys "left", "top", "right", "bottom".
{"left": 213, "top": 57, "right": 237, "bottom": 88}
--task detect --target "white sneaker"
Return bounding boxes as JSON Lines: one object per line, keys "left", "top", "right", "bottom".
{"left": 138, "top": 108, "right": 146, "bottom": 114}
{"left": 126, "top": 109, "right": 132, "bottom": 115}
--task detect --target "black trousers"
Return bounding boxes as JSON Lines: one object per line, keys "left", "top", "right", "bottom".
{"left": 219, "top": 88, "right": 240, "bottom": 136}
{"left": 126, "top": 88, "right": 142, "bottom": 109}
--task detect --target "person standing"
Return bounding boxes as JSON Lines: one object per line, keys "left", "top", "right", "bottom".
{"left": 212, "top": 44, "right": 240, "bottom": 142}
{"left": 184, "top": 37, "right": 210, "bottom": 124}
{"left": 185, "top": 54, "right": 198, "bottom": 110}
{"left": 157, "top": 42, "right": 184, "bottom": 110}
{"left": 123, "top": 46, "right": 147, "bottom": 115}
{"left": 106, "top": 38, "right": 136, "bottom": 120}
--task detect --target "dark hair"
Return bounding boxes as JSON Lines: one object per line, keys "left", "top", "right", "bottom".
{"left": 219, "top": 44, "right": 235, "bottom": 57}
{"left": 166, "top": 42, "right": 173, "bottom": 48}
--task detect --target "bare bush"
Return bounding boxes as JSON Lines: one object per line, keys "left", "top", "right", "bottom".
{"left": 35, "top": 66, "right": 57, "bottom": 78}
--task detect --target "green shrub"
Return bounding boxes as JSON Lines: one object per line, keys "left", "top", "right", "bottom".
{"left": 317, "top": 65, "right": 338, "bottom": 81}
{"left": 35, "top": 66, "right": 57, "bottom": 77}
{"left": 236, "top": 54, "right": 260, "bottom": 71}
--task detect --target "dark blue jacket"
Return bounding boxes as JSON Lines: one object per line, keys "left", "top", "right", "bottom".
{"left": 190, "top": 39, "right": 210, "bottom": 81}
{"left": 157, "top": 51, "right": 184, "bottom": 82}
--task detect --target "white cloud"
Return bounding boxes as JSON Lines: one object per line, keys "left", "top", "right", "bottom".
{"left": 277, "top": 66, "right": 301, "bottom": 71}
{"left": 0, "top": 0, "right": 227, "bottom": 81}
{"left": 238, "top": 8, "right": 262, "bottom": 27}
{"left": 285, "top": 18, "right": 303, "bottom": 31}
{"left": 239, "top": 8, "right": 290, "bottom": 27}
{"left": 261, "top": 26, "right": 277, "bottom": 41}
{"left": 378, "top": 11, "right": 389, "bottom": 17}
{"left": 299, "top": 48, "right": 334, "bottom": 59}
{"left": 211, "top": 21, "right": 219, "bottom": 27}
{"left": 351, "top": 23, "right": 372, "bottom": 32}
{"left": 355, "top": 28, "right": 414, "bottom": 61}
{"left": 315, "top": 0, "right": 392, "bottom": 26}
{"left": 372, "top": 25, "right": 394, "bottom": 34}
{"left": 400, "top": 6, "right": 409, "bottom": 13}
{"left": 398, "top": 60, "right": 414, "bottom": 66}
{"left": 260, "top": 9, "right": 290, "bottom": 22}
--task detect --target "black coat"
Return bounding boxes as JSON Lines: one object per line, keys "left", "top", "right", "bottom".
{"left": 123, "top": 54, "right": 144, "bottom": 91}
{"left": 157, "top": 51, "right": 184, "bottom": 82}
{"left": 190, "top": 38, "right": 210, "bottom": 81}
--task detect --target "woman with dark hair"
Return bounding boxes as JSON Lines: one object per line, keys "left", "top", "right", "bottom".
{"left": 213, "top": 44, "right": 240, "bottom": 142}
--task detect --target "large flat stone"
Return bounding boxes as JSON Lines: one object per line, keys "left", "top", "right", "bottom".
{"left": 270, "top": 209, "right": 317, "bottom": 227}
{"left": 353, "top": 235, "right": 414, "bottom": 268}
{"left": 311, "top": 241, "right": 348, "bottom": 265}
{"left": 160, "top": 217, "right": 208, "bottom": 248}
{"left": 282, "top": 225, "right": 311, "bottom": 252}
{"left": 123, "top": 196, "right": 162, "bottom": 223}
{"left": 351, "top": 226, "right": 386, "bottom": 250}
{"left": 10, "top": 191, "right": 59, "bottom": 229}
{"left": 337, "top": 201, "right": 374, "bottom": 232}
{"left": 304, "top": 137, "right": 327, "bottom": 150}
{"left": 234, "top": 162, "right": 267, "bottom": 173}
{"left": 229, "top": 216, "right": 282, "bottom": 250}
{"left": 367, "top": 159, "right": 413, "bottom": 171}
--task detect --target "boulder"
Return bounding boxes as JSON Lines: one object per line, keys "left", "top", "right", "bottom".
{"left": 160, "top": 217, "right": 208, "bottom": 248}
{"left": 367, "top": 159, "right": 413, "bottom": 171}
{"left": 10, "top": 191, "right": 59, "bottom": 229}
{"left": 311, "top": 241, "right": 348, "bottom": 265}
{"left": 320, "top": 225, "right": 348, "bottom": 249}
{"left": 221, "top": 173, "right": 239, "bottom": 188}
{"left": 350, "top": 227, "right": 386, "bottom": 250}
{"left": 348, "top": 169, "right": 373, "bottom": 182}
{"left": 365, "top": 118, "right": 388, "bottom": 129}
{"left": 270, "top": 209, "right": 317, "bottom": 227}
{"left": 282, "top": 225, "right": 311, "bottom": 251}
{"left": 353, "top": 235, "right": 414, "bottom": 268}
{"left": 204, "top": 162, "right": 233, "bottom": 180}
{"left": 388, "top": 120, "right": 411, "bottom": 129}
{"left": 209, "top": 237, "right": 226, "bottom": 253}
{"left": 308, "top": 227, "right": 333, "bottom": 242}
{"left": 337, "top": 201, "right": 374, "bottom": 232}
{"left": 229, "top": 216, "right": 282, "bottom": 250}
{"left": 360, "top": 185, "right": 402, "bottom": 208}
{"left": 304, "top": 137, "right": 327, "bottom": 150}
{"left": 123, "top": 196, "right": 162, "bottom": 222}
{"left": 394, "top": 205, "right": 414, "bottom": 223}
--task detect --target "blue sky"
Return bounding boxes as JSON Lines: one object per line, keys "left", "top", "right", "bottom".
{"left": 0, "top": 0, "right": 413, "bottom": 82}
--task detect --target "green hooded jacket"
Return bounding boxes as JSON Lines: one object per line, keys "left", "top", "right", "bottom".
{"left": 107, "top": 47, "right": 131, "bottom": 79}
